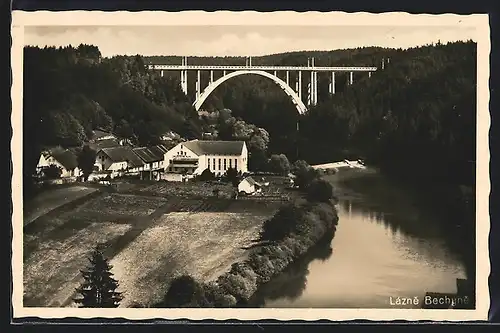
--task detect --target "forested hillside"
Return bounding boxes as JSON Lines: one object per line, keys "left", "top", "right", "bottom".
{"left": 148, "top": 41, "right": 476, "bottom": 187}
{"left": 24, "top": 41, "right": 476, "bottom": 199}
{"left": 23, "top": 44, "right": 203, "bottom": 197}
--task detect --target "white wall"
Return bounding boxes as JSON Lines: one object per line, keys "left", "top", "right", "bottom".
{"left": 164, "top": 143, "right": 200, "bottom": 174}
{"left": 95, "top": 151, "right": 128, "bottom": 171}
{"left": 163, "top": 142, "right": 249, "bottom": 176}
{"left": 238, "top": 179, "right": 255, "bottom": 194}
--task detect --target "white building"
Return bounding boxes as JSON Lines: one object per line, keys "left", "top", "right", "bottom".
{"left": 163, "top": 140, "right": 248, "bottom": 178}
{"left": 132, "top": 144, "right": 169, "bottom": 180}
{"left": 95, "top": 146, "right": 144, "bottom": 175}
{"left": 238, "top": 176, "right": 261, "bottom": 195}
{"left": 36, "top": 148, "right": 81, "bottom": 178}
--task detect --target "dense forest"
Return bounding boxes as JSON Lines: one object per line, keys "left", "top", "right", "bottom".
{"left": 147, "top": 41, "right": 476, "bottom": 188}
{"left": 23, "top": 44, "right": 204, "bottom": 197}
{"left": 24, "top": 41, "right": 476, "bottom": 195}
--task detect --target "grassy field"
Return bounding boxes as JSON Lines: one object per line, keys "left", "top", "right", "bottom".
{"left": 109, "top": 209, "right": 276, "bottom": 308}
{"left": 23, "top": 185, "right": 98, "bottom": 226}
{"left": 23, "top": 193, "right": 169, "bottom": 307}
{"left": 23, "top": 179, "right": 286, "bottom": 308}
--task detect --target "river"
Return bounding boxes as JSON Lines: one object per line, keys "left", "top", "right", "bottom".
{"left": 250, "top": 167, "right": 470, "bottom": 308}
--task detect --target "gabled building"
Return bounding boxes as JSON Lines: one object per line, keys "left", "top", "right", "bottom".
{"left": 238, "top": 176, "right": 261, "bottom": 195}
{"left": 163, "top": 139, "right": 248, "bottom": 178}
{"left": 132, "top": 144, "right": 169, "bottom": 180}
{"left": 95, "top": 146, "right": 144, "bottom": 175}
{"left": 36, "top": 147, "right": 81, "bottom": 178}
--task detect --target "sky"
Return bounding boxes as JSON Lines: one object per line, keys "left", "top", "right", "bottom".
{"left": 24, "top": 25, "right": 477, "bottom": 58}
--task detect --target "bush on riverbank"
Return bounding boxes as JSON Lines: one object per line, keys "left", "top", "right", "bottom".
{"left": 156, "top": 198, "right": 339, "bottom": 308}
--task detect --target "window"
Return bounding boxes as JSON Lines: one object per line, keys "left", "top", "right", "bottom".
{"left": 235, "top": 159, "right": 238, "bottom": 169}
{"left": 229, "top": 159, "right": 232, "bottom": 169}
{"left": 218, "top": 158, "right": 221, "bottom": 170}
{"left": 212, "top": 158, "right": 215, "bottom": 170}
{"left": 223, "top": 158, "right": 227, "bottom": 170}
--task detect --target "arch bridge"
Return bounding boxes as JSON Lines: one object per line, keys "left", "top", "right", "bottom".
{"left": 147, "top": 57, "right": 380, "bottom": 114}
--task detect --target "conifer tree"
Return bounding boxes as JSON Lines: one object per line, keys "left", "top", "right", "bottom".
{"left": 74, "top": 245, "right": 123, "bottom": 308}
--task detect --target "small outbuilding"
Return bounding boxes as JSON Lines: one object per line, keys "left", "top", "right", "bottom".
{"left": 238, "top": 176, "right": 261, "bottom": 195}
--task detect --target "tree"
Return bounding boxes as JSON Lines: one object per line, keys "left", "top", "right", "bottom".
{"left": 198, "top": 168, "right": 215, "bottom": 181}
{"left": 161, "top": 275, "right": 208, "bottom": 307}
{"left": 292, "top": 160, "right": 320, "bottom": 190}
{"left": 224, "top": 167, "right": 240, "bottom": 187}
{"left": 306, "top": 179, "right": 334, "bottom": 203}
{"left": 42, "top": 165, "right": 63, "bottom": 180}
{"left": 77, "top": 145, "right": 97, "bottom": 181}
{"left": 268, "top": 154, "right": 291, "bottom": 175}
{"left": 74, "top": 245, "right": 123, "bottom": 308}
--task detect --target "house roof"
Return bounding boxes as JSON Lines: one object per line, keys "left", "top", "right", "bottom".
{"left": 133, "top": 144, "right": 168, "bottom": 163}
{"left": 89, "top": 138, "right": 121, "bottom": 150}
{"left": 241, "top": 176, "right": 260, "bottom": 186}
{"left": 182, "top": 140, "right": 245, "bottom": 156}
{"left": 99, "top": 146, "right": 144, "bottom": 168}
{"left": 92, "top": 129, "right": 116, "bottom": 141}
{"left": 48, "top": 148, "right": 78, "bottom": 170}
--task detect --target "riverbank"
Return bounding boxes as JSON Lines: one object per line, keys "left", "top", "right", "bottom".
{"left": 155, "top": 196, "right": 339, "bottom": 308}
{"left": 250, "top": 168, "right": 471, "bottom": 308}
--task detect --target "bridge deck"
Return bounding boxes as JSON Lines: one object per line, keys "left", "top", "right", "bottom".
{"left": 148, "top": 65, "right": 378, "bottom": 72}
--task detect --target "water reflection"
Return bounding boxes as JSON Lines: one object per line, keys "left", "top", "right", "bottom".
{"left": 253, "top": 172, "right": 469, "bottom": 308}
{"left": 248, "top": 229, "right": 335, "bottom": 307}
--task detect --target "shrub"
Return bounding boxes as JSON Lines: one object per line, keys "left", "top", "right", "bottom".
{"left": 202, "top": 282, "right": 237, "bottom": 307}
{"left": 260, "top": 203, "right": 305, "bottom": 242}
{"left": 198, "top": 168, "right": 215, "bottom": 181}
{"left": 42, "top": 164, "right": 62, "bottom": 179}
{"left": 306, "top": 179, "right": 334, "bottom": 203}
{"left": 161, "top": 275, "right": 207, "bottom": 307}
{"left": 268, "top": 154, "right": 291, "bottom": 176}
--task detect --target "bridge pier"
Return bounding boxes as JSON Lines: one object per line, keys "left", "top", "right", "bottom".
{"left": 210, "top": 70, "right": 214, "bottom": 84}
{"left": 369, "top": 71, "right": 372, "bottom": 78}
{"left": 329, "top": 71, "right": 335, "bottom": 94}
{"left": 313, "top": 71, "right": 318, "bottom": 105}
{"left": 196, "top": 70, "right": 201, "bottom": 99}
{"left": 349, "top": 71, "right": 353, "bottom": 85}
{"left": 298, "top": 71, "right": 302, "bottom": 99}
{"left": 286, "top": 71, "right": 289, "bottom": 85}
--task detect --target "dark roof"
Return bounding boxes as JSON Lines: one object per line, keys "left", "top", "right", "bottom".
{"left": 183, "top": 140, "right": 245, "bottom": 156}
{"left": 242, "top": 176, "right": 260, "bottom": 186}
{"left": 89, "top": 138, "right": 121, "bottom": 150}
{"left": 49, "top": 148, "right": 78, "bottom": 170}
{"left": 92, "top": 129, "right": 116, "bottom": 141}
{"left": 133, "top": 144, "right": 168, "bottom": 163}
{"left": 99, "top": 146, "right": 144, "bottom": 168}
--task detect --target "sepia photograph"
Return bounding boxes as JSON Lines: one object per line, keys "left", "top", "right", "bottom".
{"left": 11, "top": 11, "right": 490, "bottom": 321}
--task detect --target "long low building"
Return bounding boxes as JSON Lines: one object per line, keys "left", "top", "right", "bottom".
{"left": 163, "top": 139, "right": 248, "bottom": 178}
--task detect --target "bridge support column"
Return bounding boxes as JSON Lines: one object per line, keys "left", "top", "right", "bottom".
{"left": 313, "top": 71, "right": 318, "bottom": 105}
{"left": 329, "top": 71, "right": 335, "bottom": 95}
{"left": 180, "top": 56, "right": 188, "bottom": 95}
{"left": 286, "top": 71, "right": 289, "bottom": 85}
{"left": 308, "top": 70, "right": 313, "bottom": 107}
{"left": 210, "top": 70, "right": 214, "bottom": 84}
{"left": 298, "top": 71, "right": 302, "bottom": 99}
{"left": 223, "top": 70, "right": 226, "bottom": 76}
{"left": 368, "top": 71, "right": 372, "bottom": 78}
{"left": 349, "top": 71, "right": 353, "bottom": 85}
{"left": 160, "top": 70, "right": 164, "bottom": 77}
{"left": 274, "top": 70, "right": 277, "bottom": 77}
{"left": 196, "top": 70, "right": 201, "bottom": 99}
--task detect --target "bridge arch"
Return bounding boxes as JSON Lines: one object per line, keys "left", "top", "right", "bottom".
{"left": 193, "top": 70, "right": 308, "bottom": 115}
